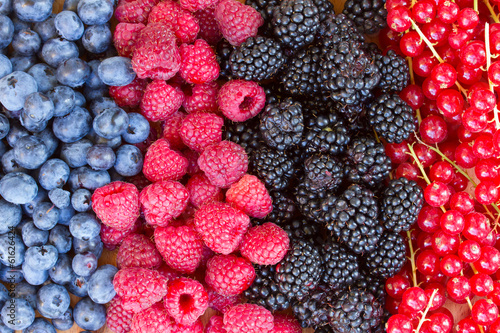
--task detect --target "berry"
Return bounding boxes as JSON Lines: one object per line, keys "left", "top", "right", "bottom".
{"left": 280, "top": 45, "right": 322, "bottom": 96}
{"left": 218, "top": 80, "right": 266, "bottom": 122}
{"left": 148, "top": 0, "right": 200, "bottom": 43}
{"left": 343, "top": 0, "right": 387, "bottom": 34}
{"left": 223, "top": 303, "right": 274, "bottom": 333}
{"left": 164, "top": 277, "right": 208, "bottom": 326}
{"left": 186, "top": 172, "right": 223, "bottom": 208}
{"left": 141, "top": 80, "right": 184, "bottom": 122}
{"left": 214, "top": 0, "right": 264, "bottom": 46}
{"left": 193, "top": 7, "right": 223, "bottom": 45}
{"left": 36, "top": 283, "right": 71, "bottom": 319}
{"left": 244, "top": 265, "right": 290, "bottom": 312}
{"left": 471, "top": 299, "right": 499, "bottom": 326}
{"left": 180, "top": 39, "right": 220, "bottom": 84}
{"left": 226, "top": 174, "right": 273, "bottom": 218}
{"left": 116, "top": 233, "right": 162, "bottom": 270}
{"left": 250, "top": 146, "right": 295, "bottom": 191}
{"left": 130, "top": 303, "right": 174, "bottom": 333}
{"left": 140, "top": 181, "right": 189, "bottom": 227}
{"left": 180, "top": 113, "right": 224, "bottom": 153}
{"left": 183, "top": 81, "right": 220, "bottom": 115}
{"left": 114, "top": 0, "right": 159, "bottom": 24}
{"left": 364, "top": 232, "right": 407, "bottom": 278}
{"left": 240, "top": 222, "right": 290, "bottom": 265}
{"left": 142, "top": 139, "right": 189, "bottom": 182}
{"left": 205, "top": 254, "right": 256, "bottom": 296}
{"left": 205, "top": 315, "right": 226, "bottom": 333}
{"left": 321, "top": 240, "right": 361, "bottom": 291}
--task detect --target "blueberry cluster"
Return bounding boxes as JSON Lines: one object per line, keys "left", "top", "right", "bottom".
{"left": 0, "top": 0, "right": 147, "bottom": 331}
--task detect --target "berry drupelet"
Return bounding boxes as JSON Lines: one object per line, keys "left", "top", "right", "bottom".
{"left": 303, "top": 153, "right": 344, "bottom": 193}
{"left": 342, "top": 0, "right": 387, "bottom": 35}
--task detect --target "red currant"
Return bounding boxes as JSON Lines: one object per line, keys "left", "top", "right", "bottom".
{"left": 417, "top": 231, "right": 435, "bottom": 250}
{"left": 437, "top": 0, "right": 459, "bottom": 23}
{"left": 462, "top": 107, "right": 488, "bottom": 133}
{"left": 471, "top": 299, "right": 499, "bottom": 326}
{"left": 463, "top": 212, "right": 491, "bottom": 242}
{"left": 400, "top": 31, "right": 425, "bottom": 57}
{"left": 428, "top": 312, "right": 453, "bottom": 333}
{"left": 475, "top": 158, "right": 499, "bottom": 182}
{"left": 424, "top": 181, "right": 451, "bottom": 207}
{"left": 422, "top": 19, "right": 451, "bottom": 46}
{"left": 489, "top": 281, "right": 500, "bottom": 306}
{"left": 458, "top": 240, "right": 482, "bottom": 263}
{"left": 414, "top": 143, "right": 438, "bottom": 167}
{"left": 429, "top": 161, "right": 454, "bottom": 184}
{"left": 417, "top": 249, "right": 441, "bottom": 275}
{"left": 400, "top": 84, "right": 425, "bottom": 110}
{"left": 436, "top": 89, "right": 464, "bottom": 117}
{"left": 440, "top": 253, "right": 463, "bottom": 276}
{"left": 475, "top": 246, "right": 500, "bottom": 275}
{"left": 432, "top": 230, "right": 460, "bottom": 255}
{"left": 388, "top": 6, "right": 413, "bottom": 32}
{"left": 457, "top": 8, "right": 479, "bottom": 29}
{"left": 459, "top": 41, "right": 486, "bottom": 68}
{"left": 430, "top": 63, "right": 457, "bottom": 89}
{"left": 413, "top": 0, "right": 436, "bottom": 23}
{"left": 386, "top": 141, "right": 410, "bottom": 164}
{"left": 470, "top": 273, "right": 494, "bottom": 296}
{"left": 380, "top": 27, "right": 403, "bottom": 48}
{"left": 475, "top": 180, "right": 499, "bottom": 205}
{"left": 440, "top": 209, "right": 465, "bottom": 234}
{"left": 455, "top": 142, "right": 479, "bottom": 168}
{"left": 472, "top": 134, "right": 495, "bottom": 159}
{"left": 488, "top": 61, "right": 500, "bottom": 85}
{"left": 386, "top": 275, "right": 412, "bottom": 299}
{"left": 446, "top": 275, "right": 471, "bottom": 301}
{"left": 450, "top": 191, "right": 475, "bottom": 214}
{"left": 401, "top": 287, "right": 427, "bottom": 312}
{"left": 386, "top": 314, "right": 413, "bottom": 333}
{"left": 468, "top": 87, "right": 496, "bottom": 114}
{"left": 423, "top": 283, "right": 447, "bottom": 310}
{"left": 423, "top": 77, "right": 442, "bottom": 100}
{"left": 448, "top": 27, "right": 471, "bottom": 49}
{"left": 457, "top": 62, "right": 482, "bottom": 85}
{"left": 456, "top": 317, "right": 480, "bottom": 333}
{"left": 450, "top": 171, "right": 469, "bottom": 191}
{"left": 395, "top": 162, "right": 419, "bottom": 181}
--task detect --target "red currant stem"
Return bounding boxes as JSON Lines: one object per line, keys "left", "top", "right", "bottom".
{"left": 485, "top": 23, "right": 500, "bottom": 130}
{"left": 414, "top": 289, "right": 438, "bottom": 333}
{"left": 407, "top": 56, "right": 422, "bottom": 124}
{"left": 475, "top": 0, "right": 479, "bottom": 12}
{"left": 406, "top": 230, "right": 419, "bottom": 287}
{"left": 483, "top": 0, "right": 500, "bottom": 23}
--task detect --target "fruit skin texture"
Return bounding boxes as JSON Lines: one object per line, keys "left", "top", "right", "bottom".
{"left": 214, "top": 0, "right": 264, "bottom": 46}
{"left": 186, "top": 172, "right": 223, "bottom": 208}
{"left": 116, "top": 233, "right": 163, "bottom": 270}
{"left": 205, "top": 254, "right": 256, "bottom": 296}
{"left": 205, "top": 315, "right": 227, "bottom": 333}
{"left": 271, "top": 314, "right": 302, "bottom": 333}
{"left": 226, "top": 174, "right": 273, "bottom": 218}
{"left": 115, "top": 0, "right": 161, "bottom": 24}
{"left": 106, "top": 296, "right": 135, "bottom": 333}
{"left": 129, "top": 302, "right": 174, "bottom": 333}
{"left": 218, "top": 80, "right": 266, "bottom": 122}
{"left": 180, "top": 39, "right": 220, "bottom": 84}
{"left": 140, "top": 181, "right": 190, "bottom": 227}
{"left": 164, "top": 277, "right": 209, "bottom": 326}
{"left": 239, "top": 222, "right": 289, "bottom": 265}
{"left": 223, "top": 303, "right": 274, "bottom": 333}
{"left": 180, "top": 113, "right": 224, "bottom": 153}
{"left": 91, "top": 181, "right": 140, "bottom": 231}
{"left": 114, "top": 22, "right": 146, "bottom": 58}
{"left": 148, "top": 0, "right": 200, "bottom": 44}
{"left": 142, "top": 139, "right": 189, "bottom": 182}
{"left": 141, "top": 80, "right": 184, "bottom": 122}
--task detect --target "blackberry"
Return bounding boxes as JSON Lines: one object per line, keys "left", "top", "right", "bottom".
{"left": 264, "top": 191, "right": 298, "bottom": 225}
{"left": 363, "top": 231, "right": 407, "bottom": 279}
{"left": 216, "top": 39, "right": 234, "bottom": 79}
{"left": 325, "top": 184, "right": 383, "bottom": 255}
{"left": 229, "top": 36, "right": 285, "bottom": 81}
{"left": 380, "top": 177, "right": 424, "bottom": 233}
{"left": 250, "top": 146, "right": 295, "bottom": 191}
{"left": 259, "top": 97, "right": 304, "bottom": 151}
{"left": 355, "top": 270, "right": 387, "bottom": 305}
{"left": 375, "top": 50, "right": 410, "bottom": 93}
{"left": 272, "top": 0, "right": 319, "bottom": 51}
{"left": 283, "top": 218, "right": 322, "bottom": 245}
{"left": 224, "top": 117, "right": 262, "bottom": 155}
{"left": 295, "top": 181, "right": 338, "bottom": 224}
{"left": 280, "top": 45, "right": 322, "bottom": 96}
{"left": 275, "top": 239, "right": 324, "bottom": 301}
{"left": 343, "top": 0, "right": 387, "bottom": 35}
{"left": 336, "top": 101, "right": 368, "bottom": 124}
{"left": 321, "top": 240, "right": 361, "bottom": 291}
{"left": 244, "top": 265, "right": 290, "bottom": 312}
{"left": 312, "top": 0, "right": 335, "bottom": 22}
{"left": 303, "top": 153, "right": 344, "bottom": 192}
{"left": 292, "top": 289, "right": 337, "bottom": 328}
{"left": 317, "top": 14, "right": 365, "bottom": 49}
{"left": 368, "top": 93, "right": 415, "bottom": 144}
{"left": 344, "top": 136, "right": 392, "bottom": 188}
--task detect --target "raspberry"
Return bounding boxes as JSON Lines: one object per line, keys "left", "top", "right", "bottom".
{"left": 92, "top": 181, "right": 140, "bottom": 231}
{"left": 207, "top": 287, "right": 242, "bottom": 313}
{"left": 115, "top": 0, "right": 161, "bottom": 23}
{"left": 130, "top": 303, "right": 175, "bottom": 333}
{"left": 173, "top": 319, "right": 204, "bottom": 333}
{"left": 226, "top": 174, "right": 272, "bottom": 218}
{"left": 142, "top": 139, "right": 188, "bottom": 182}
{"left": 141, "top": 80, "right": 185, "bottom": 122}
{"left": 148, "top": 0, "right": 200, "bottom": 44}
{"left": 205, "top": 254, "right": 256, "bottom": 296}
{"left": 194, "top": 201, "right": 250, "bottom": 254}
{"left": 214, "top": 0, "right": 264, "bottom": 46}
{"left": 106, "top": 296, "right": 135, "bottom": 333}
{"left": 240, "top": 222, "right": 290, "bottom": 265}
{"left": 100, "top": 218, "right": 142, "bottom": 251}
{"left": 223, "top": 303, "right": 274, "bottom": 333}
{"left": 140, "top": 180, "right": 190, "bottom": 227}
{"left": 179, "top": 39, "right": 220, "bottom": 84}
{"left": 132, "top": 23, "right": 181, "bottom": 80}
{"left": 184, "top": 149, "right": 201, "bottom": 175}
{"left": 183, "top": 81, "right": 220, "bottom": 114}
{"left": 164, "top": 277, "right": 209, "bottom": 325}
{"left": 113, "top": 267, "right": 169, "bottom": 313}
{"left": 271, "top": 315, "right": 301, "bottom": 333}
{"left": 198, "top": 140, "right": 249, "bottom": 188}
{"left": 154, "top": 224, "right": 204, "bottom": 273}
{"left": 116, "top": 233, "right": 163, "bottom": 269}
{"left": 158, "top": 264, "right": 182, "bottom": 281}
{"left": 180, "top": 0, "right": 218, "bottom": 12}
{"left": 109, "top": 77, "right": 147, "bottom": 108}
{"left": 113, "top": 22, "right": 146, "bottom": 57}
{"left": 193, "top": 7, "right": 222, "bottom": 45}
{"left": 186, "top": 172, "right": 223, "bottom": 208}
{"left": 180, "top": 113, "right": 224, "bottom": 152}
{"left": 218, "top": 80, "right": 266, "bottom": 122}
{"left": 162, "top": 112, "right": 186, "bottom": 151}
{"left": 205, "top": 315, "right": 227, "bottom": 333}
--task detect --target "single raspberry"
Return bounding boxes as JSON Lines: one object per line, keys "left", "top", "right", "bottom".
{"left": 180, "top": 113, "right": 224, "bottom": 152}
{"left": 113, "top": 267, "right": 169, "bottom": 313}
{"left": 240, "top": 222, "right": 289, "bottom": 265}
{"left": 173, "top": 319, "right": 204, "bottom": 333}
{"left": 205, "top": 254, "right": 256, "bottom": 296}
{"left": 100, "top": 219, "right": 142, "bottom": 251}
{"left": 162, "top": 111, "right": 187, "bottom": 151}
{"left": 130, "top": 303, "right": 175, "bottom": 333}
{"left": 271, "top": 315, "right": 301, "bottom": 333}
{"left": 179, "top": 39, "right": 220, "bottom": 84}
{"left": 218, "top": 80, "right": 266, "bottom": 122}
{"left": 92, "top": 181, "right": 140, "bottom": 231}
{"left": 164, "top": 277, "right": 209, "bottom": 325}
{"left": 205, "top": 315, "right": 227, "bottom": 333}
{"left": 180, "top": 0, "right": 218, "bottom": 12}
{"left": 186, "top": 172, "right": 223, "bottom": 208}
{"left": 184, "top": 149, "right": 201, "bottom": 175}
{"left": 207, "top": 287, "right": 242, "bottom": 313}
{"left": 226, "top": 174, "right": 272, "bottom": 218}
{"left": 116, "top": 233, "right": 163, "bottom": 270}
{"left": 132, "top": 23, "right": 181, "bottom": 80}
{"left": 109, "top": 77, "right": 147, "bottom": 108}
{"left": 115, "top": 0, "right": 161, "bottom": 24}
{"left": 198, "top": 140, "right": 249, "bottom": 188}
{"left": 113, "top": 22, "right": 146, "bottom": 57}
{"left": 142, "top": 139, "right": 188, "bottom": 182}
{"left": 126, "top": 174, "right": 152, "bottom": 192}
{"left": 141, "top": 80, "right": 185, "bottom": 122}
{"left": 214, "top": 0, "right": 264, "bottom": 46}
{"left": 106, "top": 296, "right": 135, "bottom": 333}
{"left": 140, "top": 180, "right": 190, "bottom": 227}
{"left": 194, "top": 202, "right": 250, "bottom": 254}
{"left": 193, "top": 7, "right": 222, "bottom": 45}
{"left": 223, "top": 303, "right": 274, "bottom": 333}
{"left": 183, "top": 81, "right": 220, "bottom": 114}
{"left": 148, "top": 0, "right": 200, "bottom": 44}
{"left": 154, "top": 224, "right": 204, "bottom": 273}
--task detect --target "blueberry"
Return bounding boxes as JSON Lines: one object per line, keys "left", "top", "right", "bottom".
{"left": 24, "top": 245, "right": 58, "bottom": 271}
{"left": 69, "top": 213, "right": 100, "bottom": 241}
{"left": 48, "top": 225, "right": 72, "bottom": 254}
{"left": 46, "top": 86, "right": 75, "bottom": 118}
{"left": 0, "top": 54, "right": 11, "bottom": 78}
{"left": 9, "top": 54, "right": 36, "bottom": 72}
{"left": 0, "top": 198, "right": 21, "bottom": 234}
{"left": 85, "top": 144, "right": 115, "bottom": 171}
{"left": 63, "top": 0, "right": 80, "bottom": 11}
{"left": 26, "top": 64, "right": 57, "bottom": 93}
{"left": 88, "top": 96, "right": 116, "bottom": 117}
{"left": 73, "top": 235, "right": 102, "bottom": 258}
{"left": 73, "top": 297, "right": 105, "bottom": 331}
{"left": 48, "top": 188, "right": 70, "bottom": 209}
{"left": 51, "top": 306, "right": 73, "bottom": 331}
{"left": 84, "top": 59, "right": 105, "bottom": 90}
{"left": 21, "top": 188, "right": 47, "bottom": 217}
{"left": 0, "top": 172, "right": 37, "bottom": 205}
{"left": 21, "top": 260, "right": 48, "bottom": 285}
{"left": 0, "top": 264, "right": 23, "bottom": 283}
{"left": 1, "top": 298, "right": 34, "bottom": 330}
{"left": 0, "top": 71, "right": 37, "bottom": 111}
{"left": 56, "top": 57, "right": 90, "bottom": 88}
{"left": 68, "top": 166, "right": 110, "bottom": 191}
{"left": 98, "top": 56, "right": 135, "bottom": 86}
{"left": 93, "top": 107, "right": 129, "bottom": 140}
{"left": 36, "top": 283, "right": 70, "bottom": 319}
{"left": 2, "top": 150, "right": 26, "bottom": 173}
{"left": 54, "top": 11, "right": 84, "bottom": 41}
{"left": 60, "top": 139, "right": 92, "bottom": 168}
{"left": 0, "top": 0, "right": 11, "bottom": 15}
{"left": 22, "top": 317, "right": 56, "bottom": 333}
{"left": 0, "top": 15, "right": 13, "bottom": 49}
{"left": 122, "top": 112, "right": 150, "bottom": 144}
{"left": 82, "top": 84, "right": 107, "bottom": 101}
{"left": 53, "top": 106, "right": 92, "bottom": 143}
{"left": 6, "top": 122, "right": 29, "bottom": 148}
{"left": 21, "top": 221, "right": 48, "bottom": 247}
{"left": 57, "top": 205, "right": 75, "bottom": 226}
{"left": 20, "top": 93, "right": 54, "bottom": 132}
{"left": 72, "top": 251, "right": 97, "bottom": 277}
{"left": 11, "top": 29, "right": 41, "bottom": 56}
{"left": 9, "top": 15, "right": 28, "bottom": 33}
{"left": 82, "top": 24, "right": 111, "bottom": 54}
{"left": 48, "top": 253, "right": 73, "bottom": 285}
{"left": 13, "top": 135, "right": 49, "bottom": 169}
{"left": 33, "top": 202, "right": 59, "bottom": 230}
{"left": 74, "top": 91, "right": 85, "bottom": 106}
{"left": 77, "top": 0, "right": 113, "bottom": 25}
{"left": 13, "top": 0, "right": 53, "bottom": 22}
{"left": 33, "top": 128, "right": 58, "bottom": 157}
{"left": 32, "top": 15, "right": 57, "bottom": 42}
{"left": 0, "top": 285, "right": 7, "bottom": 309}
{"left": 66, "top": 274, "right": 88, "bottom": 297}
{"left": 87, "top": 264, "right": 117, "bottom": 304}
{"left": 41, "top": 38, "right": 78, "bottom": 68}
{"left": 38, "top": 159, "right": 70, "bottom": 191}
{"left": 71, "top": 188, "right": 91, "bottom": 212}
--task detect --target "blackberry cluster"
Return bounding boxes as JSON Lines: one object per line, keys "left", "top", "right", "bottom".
{"left": 375, "top": 50, "right": 410, "bottom": 93}
{"left": 283, "top": 218, "right": 322, "bottom": 245}
{"left": 317, "top": 14, "right": 365, "bottom": 49}
{"left": 363, "top": 232, "right": 407, "bottom": 279}
{"left": 321, "top": 240, "right": 361, "bottom": 291}
{"left": 292, "top": 289, "right": 337, "bottom": 328}
{"left": 250, "top": 146, "right": 295, "bottom": 191}
{"left": 342, "top": 0, "right": 388, "bottom": 35}
{"left": 303, "top": 153, "right": 344, "bottom": 192}
{"left": 244, "top": 265, "right": 290, "bottom": 312}
{"left": 280, "top": 45, "right": 322, "bottom": 96}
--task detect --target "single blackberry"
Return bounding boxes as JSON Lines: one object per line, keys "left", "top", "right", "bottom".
{"left": 355, "top": 270, "right": 387, "bottom": 305}
{"left": 368, "top": 93, "right": 415, "bottom": 144}
{"left": 335, "top": 101, "right": 368, "bottom": 124}
{"left": 375, "top": 50, "right": 410, "bottom": 93}
{"left": 292, "top": 289, "right": 337, "bottom": 328}
{"left": 344, "top": 136, "right": 392, "bottom": 188}
{"left": 303, "top": 153, "right": 344, "bottom": 192}
{"left": 250, "top": 146, "right": 295, "bottom": 191}
{"left": 283, "top": 218, "right": 322, "bottom": 245}
{"left": 295, "top": 181, "right": 338, "bottom": 224}
{"left": 280, "top": 45, "right": 322, "bottom": 96}
{"left": 317, "top": 14, "right": 365, "bottom": 50}
{"left": 363, "top": 231, "right": 407, "bottom": 279}
{"left": 325, "top": 184, "right": 383, "bottom": 255}
{"left": 272, "top": 0, "right": 319, "bottom": 51}
{"left": 321, "top": 240, "right": 360, "bottom": 291}
{"left": 244, "top": 264, "right": 290, "bottom": 312}
{"left": 229, "top": 36, "right": 285, "bottom": 81}
{"left": 216, "top": 39, "right": 234, "bottom": 79}
{"left": 224, "top": 117, "right": 263, "bottom": 155}
{"left": 264, "top": 191, "right": 298, "bottom": 225}
{"left": 259, "top": 97, "right": 304, "bottom": 151}
{"left": 275, "top": 239, "right": 324, "bottom": 301}
{"left": 343, "top": 0, "right": 387, "bottom": 35}
{"left": 380, "top": 177, "right": 424, "bottom": 233}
